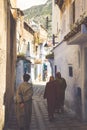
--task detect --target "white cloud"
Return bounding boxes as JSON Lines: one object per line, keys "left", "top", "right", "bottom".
{"left": 17, "top": 0, "right": 47, "bottom": 10}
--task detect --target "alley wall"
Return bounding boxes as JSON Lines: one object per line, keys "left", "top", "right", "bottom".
{"left": 0, "top": 0, "right": 7, "bottom": 129}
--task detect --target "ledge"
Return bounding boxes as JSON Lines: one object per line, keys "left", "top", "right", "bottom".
{"left": 64, "top": 16, "right": 87, "bottom": 45}
{"left": 17, "top": 54, "right": 31, "bottom": 63}
{"left": 65, "top": 24, "right": 87, "bottom": 45}
{"left": 46, "top": 53, "right": 54, "bottom": 59}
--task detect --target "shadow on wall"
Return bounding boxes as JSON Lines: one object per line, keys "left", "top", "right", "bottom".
{"left": 65, "top": 86, "right": 82, "bottom": 119}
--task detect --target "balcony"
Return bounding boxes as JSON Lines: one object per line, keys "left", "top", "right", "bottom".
{"left": 17, "top": 54, "right": 31, "bottom": 63}
{"left": 55, "top": 0, "right": 64, "bottom": 9}
{"left": 46, "top": 53, "right": 54, "bottom": 59}
{"left": 64, "top": 16, "right": 87, "bottom": 45}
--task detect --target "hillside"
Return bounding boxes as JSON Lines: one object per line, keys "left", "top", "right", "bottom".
{"left": 23, "top": 0, "right": 52, "bottom": 31}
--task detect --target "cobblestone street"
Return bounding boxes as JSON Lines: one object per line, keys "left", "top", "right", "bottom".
{"left": 5, "top": 84, "right": 87, "bottom": 130}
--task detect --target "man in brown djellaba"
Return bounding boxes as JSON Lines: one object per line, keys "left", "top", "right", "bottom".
{"left": 44, "top": 76, "right": 56, "bottom": 121}
{"left": 15, "top": 74, "right": 33, "bottom": 130}
{"left": 54, "top": 72, "right": 67, "bottom": 113}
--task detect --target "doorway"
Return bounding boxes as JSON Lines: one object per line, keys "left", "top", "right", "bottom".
{"left": 84, "top": 47, "right": 87, "bottom": 120}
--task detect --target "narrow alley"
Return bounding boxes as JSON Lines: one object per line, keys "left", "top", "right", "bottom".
{"left": 1, "top": 0, "right": 87, "bottom": 129}
{"left": 4, "top": 83, "right": 87, "bottom": 130}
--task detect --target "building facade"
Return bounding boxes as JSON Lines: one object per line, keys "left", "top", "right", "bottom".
{"left": 0, "top": 0, "right": 17, "bottom": 129}
{"left": 30, "top": 21, "right": 48, "bottom": 82}
{"left": 52, "top": 0, "right": 87, "bottom": 120}
{"left": 0, "top": 0, "right": 7, "bottom": 128}
{"left": 16, "top": 11, "right": 35, "bottom": 88}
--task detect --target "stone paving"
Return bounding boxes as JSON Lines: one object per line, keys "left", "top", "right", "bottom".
{"left": 5, "top": 84, "right": 87, "bottom": 130}
{"left": 30, "top": 95, "right": 87, "bottom": 130}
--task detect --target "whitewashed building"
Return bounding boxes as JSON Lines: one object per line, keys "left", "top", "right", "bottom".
{"left": 16, "top": 12, "right": 35, "bottom": 87}
{"left": 52, "top": 0, "right": 87, "bottom": 120}
{"left": 30, "top": 21, "right": 48, "bottom": 82}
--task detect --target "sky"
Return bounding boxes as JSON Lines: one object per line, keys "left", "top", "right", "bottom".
{"left": 17, "top": 0, "right": 48, "bottom": 10}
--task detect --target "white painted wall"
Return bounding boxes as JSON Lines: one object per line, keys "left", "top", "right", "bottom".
{"left": 16, "top": 60, "right": 24, "bottom": 89}
{"left": 52, "top": 0, "right": 87, "bottom": 117}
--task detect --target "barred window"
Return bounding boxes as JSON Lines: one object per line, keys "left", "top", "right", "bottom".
{"left": 69, "top": 65, "right": 73, "bottom": 77}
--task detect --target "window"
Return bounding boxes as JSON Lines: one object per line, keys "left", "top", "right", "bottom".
{"left": 61, "top": 12, "right": 66, "bottom": 34}
{"left": 23, "top": 60, "right": 31, "bottom": 74}
{"left": 55, "top": 0, "right": 58, "bottom": 4}
{"left": 78, "top": 51, "right": 80, "bottom": 68}
{"left": 27, "top": 42, "right": 30, "bottom": 51}
{"left": 57, "top": 22, "right": 58, "bottom": 34}
{"left": 72, "top": 1, "right": 75, "bottom": 23}
{"left": 69, "top": 1, "right": 75, "bottom": 26}
{"left": 55, "top": 0, "right": 64, "bottom": 9}
{"left": 55, "top": 65, "right": 57, "bottom": 77}
{"left": 69, "top": 66, "right": 73, "bottom": 77}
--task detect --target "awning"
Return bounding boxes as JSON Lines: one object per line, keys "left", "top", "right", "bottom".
{"left": 17, "top": 55, "right": 31, "bottom": 63}
{"left": 65, "top": 24, "right": 87, "bottom": 45}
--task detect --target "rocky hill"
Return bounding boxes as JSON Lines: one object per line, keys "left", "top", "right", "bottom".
{"left": 23, "top": 0, "right": 52, "bottom": 32}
